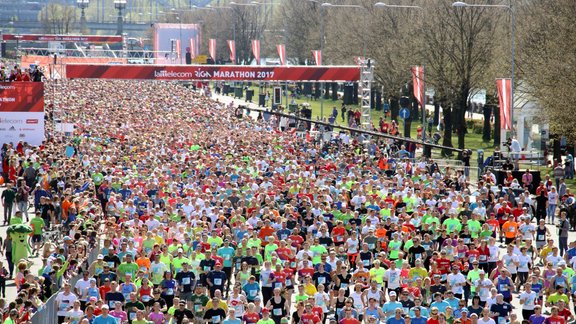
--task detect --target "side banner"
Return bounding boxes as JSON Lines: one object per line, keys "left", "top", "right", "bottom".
{"left": 2, "top": 34, "right": 122, "bottom": 43}
{"left": 0, "top": 82, "right": 45, "bottom": 146}
{"left": 65, "top": 64, "right": 361, "bottom": 81}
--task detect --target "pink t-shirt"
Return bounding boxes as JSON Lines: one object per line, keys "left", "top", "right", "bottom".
{"left": 148, "top": 311, "right": 164, "bottom": 324}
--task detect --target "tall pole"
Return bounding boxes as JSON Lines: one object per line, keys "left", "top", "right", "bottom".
{"left": 320, "top": 4, "right": 324, "bottom": 121}
{"left": 510, "top": 4, "right": 516, "bottom": 143}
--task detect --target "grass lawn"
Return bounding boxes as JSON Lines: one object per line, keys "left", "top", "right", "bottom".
{"left": 242, "top": 84, "right": 499, "bottom": 158}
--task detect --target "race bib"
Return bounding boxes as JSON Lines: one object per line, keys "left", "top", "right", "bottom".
{"left": 250, "top": 290, "right": 258, "bottom": 297}
{"left": 214, "top": 278, "right": 222, "bottom": 286}
{"left": 167, "top": 288, "right": 174, "bottom": 295}
{"left": 142, "top": 295, "right": 151, "bottom": 302}
{"left": 318, "top": 277, "right": 326, "bottom": 285}
{"left": 286, "top": 279, "right": 292, "bottom": 286}
{"left": 212, "top": 315, "right": 221, "bottom": 323}
{"left": 499, "top": 284, "right": 508, "bottom": 291}
{"left": 130, "top": 312, "right": 137, "bottom": 320}
{"left": 183, "top": 277, "right": 191, "bottom": 285}
{"left": 273, "top": 308, "right": 282, "bottom": 316}
{"left": 538, "top": 234, "right": 545, "bottom": 241}
{"left": 368, "top": 244, "right": 375, "bottom": 250}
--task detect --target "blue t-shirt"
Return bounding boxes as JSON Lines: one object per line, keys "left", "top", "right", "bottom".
{"left": 430, "top": 301, "right": 450, "bottom": 313}
{"left": 217, "top": 247, "right": 236, "bottom": 268}
{"left": 529, "top": 315, "right": 546, "bottom": 324}
{"left": 223, "top": 319, "right": 242, "bottom": 324}
{"left": 382, "top": 302, "right": 403, "bottom": 319}
{"left": 411, "top": 317, "right": 428, "bottom": 324}
{"left": 243, "top": 282, "right": 261, "bottom": 301}
{"left": 386, "top": 317, "right": 405, "bottom": 324}
{"left": 93, "top": 315, "right": 118, "bottom": 324}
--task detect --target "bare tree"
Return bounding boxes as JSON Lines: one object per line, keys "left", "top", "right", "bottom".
{"left": 422, "top": 0, "right": 500, "bottom": 155}
{"left": 517, "top": 0, "right": 576, "bottom": 140}
{"left": 39, "top": 1, "right": 77, "bottom": 34}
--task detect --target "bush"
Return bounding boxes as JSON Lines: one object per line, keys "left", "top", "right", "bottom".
{"left": 465, "top": 119, "right": 484, "bottom": 135}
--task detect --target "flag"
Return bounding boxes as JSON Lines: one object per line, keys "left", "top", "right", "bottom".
{"left": 189, "top": 38, "right": 197, "bottom": 60}
{"left": 175, "top": 39, "right": 181, "bottom": 60}
{"left": 496, "top": 78, "right": 512, "bottom": 130}
{"left": 312, "top": 50, "right": 322, "bottom": 66}
{"left": 411, "top": 66, "right": 425, "bottom": 107}
{"left": 251, "top": 39, "right": 261, "bottom": 65}
{"left": 227, "top": 40, "right": 236, "bottom": 63}
{"left": 209, "top": 38, "right": 216, "bottom": 62}
{"left": 277, "top": 44, "right": 286, "bottom": 65}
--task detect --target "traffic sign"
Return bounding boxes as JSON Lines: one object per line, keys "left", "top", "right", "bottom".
{"left": 399, "top": 107, "right": 410, "bottom": 119}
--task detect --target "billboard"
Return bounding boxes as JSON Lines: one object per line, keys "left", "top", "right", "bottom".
{"left": 0, "top": 82, "right": 45, "bottom": 146}
{"left": 2, "top": 34, "right": 122, "bottom": 43}
{"left": 153, "top": 23, "right": 201, "bottom": 65}
{"left": 66, "top": 64, "right": 361, "bottom": 81}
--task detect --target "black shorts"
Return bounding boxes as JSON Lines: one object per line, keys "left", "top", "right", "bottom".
{"left": 31, "top": 234, "right": 42, "bottom": 243}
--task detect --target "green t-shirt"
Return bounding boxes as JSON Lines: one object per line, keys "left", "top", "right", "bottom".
{"left": 191, "top": 293, "right": 210, "bottom": 314}
{"left": 264, "top": 243, "right": 278, "bottom": 261}
{"left": 172, "top": 256, "right": 191, "bottom": 274}
{"left": 467, "top": 220, "right": 482, "bottom": 238}
{"left": 30, "top": 217, "right": 46, "bottom": 235}
{"left": 217, "top": 247, "right": 236, "bottom": 268}
{"left": 92, "top": 172, "right": 104, "bottom": 185}
{"left": 208, "top": 236, "right": 223, "bottom": 248}
{"left": 9, "top": 217, "right": 23, "bottom": 226}
{"left": 257, "top": 319, "right": 275, "bottom": 324}
{"left": 443, "top": 218, "right": 462, "bottom": 234}
{"left": 467, "top": 269, "right": 481, "bottom": 292}
{"left": 388, "top": 240, "right": 402, "bottom": 259}
{"left": 117, "top": 262, "right": 139, "bottom": 278}
{"left": 310, "top": 244, "right": 328, "bottom": 264}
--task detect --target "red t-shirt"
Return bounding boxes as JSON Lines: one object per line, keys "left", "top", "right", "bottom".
{"left": 243, "top": 312, "right": 261, "bottom": 324}
{"left": 301, "top": 314, "right": 321, "bottom": 324}
{"left": 436, "top": 258, "right": 451, "bottom": 274}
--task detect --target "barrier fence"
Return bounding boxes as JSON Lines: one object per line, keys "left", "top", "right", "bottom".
{"left": 30, "top": 241, "right": 101, "bottom": 324}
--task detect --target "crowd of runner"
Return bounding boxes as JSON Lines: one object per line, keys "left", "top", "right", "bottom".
{"left": 0, "top": 79, "right": 575, "bottom": 324}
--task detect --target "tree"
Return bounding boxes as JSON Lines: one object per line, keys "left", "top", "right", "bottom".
{"left": 278, "top": 0, "right": 321, "bottom": 64}
{"left": 421, "top": 0, "right": 500, "bottom": 155}
{"left": 517, "top": 0, "right": 576, "bottom": 140}
{"left": 38, "top": 2, "right": 77, "bottom": 34}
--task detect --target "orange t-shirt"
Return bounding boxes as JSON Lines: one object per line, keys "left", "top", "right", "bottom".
{"left": 62, "top": 199, "right": 73, "bottom": 219}
{"left": 502, "top": 221, "right": 518, "bottom": 238}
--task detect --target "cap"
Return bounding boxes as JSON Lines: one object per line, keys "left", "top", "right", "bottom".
{"left": 461, "top": 308, "right": 469, "bottom": 313}
{"left": 101, "top": 305, "right": 109, "bottom": 310}
{"left": 215, "top": 262, "right": 222, "bottom": 267}
{"left": 97, "top": 254, "right": 104, "bottom": 260}
{"left": 389, "top": 291, "right": 397, "bottom": 297}
{"left": 262, "top": 308, "right": 270, "bottom": 314}
{"left": 177, "top": 248, "right": 184, "bottom": 253}
{"left": 64, "top": 236, "right": 72, "bottom": 241}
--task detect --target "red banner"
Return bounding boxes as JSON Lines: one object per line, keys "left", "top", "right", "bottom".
{"left": 189, "top": 38, "right": 197, "bottom": 60}
{"left": 209, "top": 39, "right": 216, "bottom": 62}
{"left": 65, "top": 64, "right": 360, "bottom": 81}
{"left": 2, "top": 34, "right": 122, "bottom": 43}
{"left": 496, "top": 78, "right": 512, "bottom": 131}
{"left": 251, "top": 40, "right": 261, "bottom": 65}
{"left": 175, "top": 39, "right": 181, "bottom": 60}
{"left": 411, "top": 66, "right": 425, "bottom": 107}
{"left": 277, "top": 44, "right": 286, "bottom": 65}
{"left": 312, "top": 50, "right": 322, "bottom": 66}
{"left": 227, "top": 40, "right": 236, "bottom": 63}
{"left": 0, "top": 82, "right": 44, "bottom": 112}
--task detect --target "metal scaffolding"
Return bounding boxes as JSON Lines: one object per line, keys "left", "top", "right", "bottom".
{"left": 359, "top": 58, "right": 374, "bottom": 130}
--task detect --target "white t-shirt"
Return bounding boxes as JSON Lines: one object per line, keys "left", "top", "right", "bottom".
{"left": 74, "top": 279, "right": 91, "bottom": 301}
{"left": 519, "top": 291, "right": 537, "bottom": 310}
{"left": 517, "top": 255, "right": 531, "bottom": 272}
{"left": 55, "top": 292, "right": 78, "bottom": 316}
{"left": 478, "top": 318, "right": 496, "bottom": 324}
{"left": 447, "top": 273, "right": 466, "bottom": 294}
{"left": 384, "top": 269, "right": 401, "bottom": 289}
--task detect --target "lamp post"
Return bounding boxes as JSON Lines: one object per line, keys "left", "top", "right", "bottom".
{"left": 114, "top": 0, "right": 127, "bottom": 36}
{"left": 206, "top": 5, "right": 237, "bottom": 57}
{"left": 77, "top": 0, "right": 90, "bottom": 34}
{"left": 321, "top": 3, "right": 368, "bottom": 59}
{"left": 452, "top": 1, "right": 516, "bottom": 148}
{"left": 374, "top": 2, "right": 425, "bottom": 140}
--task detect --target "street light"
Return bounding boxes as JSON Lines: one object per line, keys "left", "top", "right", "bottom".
{"left": 320, "top": 3, "right": 368, "bottom": 58}
{"left": 452, "top": 1, "right": 516, "bottom": 148}
{"left": 77, "top": 0, "right": 90, "bottom": 34}
{"left": 374, "top": 2, "right": 423, "bottom": 10}
{"left": 114, "top": 0, "right": 127, "bottom": 36}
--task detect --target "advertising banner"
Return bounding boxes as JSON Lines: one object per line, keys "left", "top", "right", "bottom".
{"left": 66, "top": 64, "right": 360, "bottom": 81}
{"left": 0, "top": 82, "right": 45, "bottom": 146}
{"left": 2, "top": 34, "right": 123, "bottom": 43}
